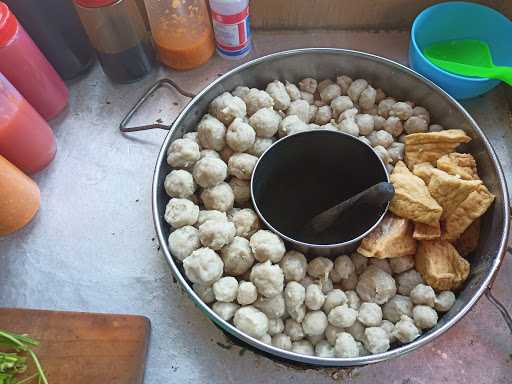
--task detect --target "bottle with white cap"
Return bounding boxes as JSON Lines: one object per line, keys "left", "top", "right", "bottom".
{"left": 208, "top": 0, "right": 251, "bottom": 59}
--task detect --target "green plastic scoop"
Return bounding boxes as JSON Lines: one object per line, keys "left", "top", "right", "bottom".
{"left": 424, "top": 39, "right": 512, "bottom": 86}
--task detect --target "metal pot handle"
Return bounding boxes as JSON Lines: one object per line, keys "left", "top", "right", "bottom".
{"left": 119, "top": 78, "right": 196, "bottom": 133}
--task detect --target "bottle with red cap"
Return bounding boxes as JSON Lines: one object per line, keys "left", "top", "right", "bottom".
{"left": 0, "top": 1, "right": 69, "bottom": 120}
{"left": 73, "top": 0, "right": 155, "bottom": 83}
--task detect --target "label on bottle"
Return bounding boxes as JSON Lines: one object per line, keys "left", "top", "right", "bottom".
{"left": 211, "top": 6, "right": 251, "bottom": 57}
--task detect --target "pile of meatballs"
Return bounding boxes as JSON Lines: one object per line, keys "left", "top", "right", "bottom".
{"left": 163, "top": 74, "right": 456, "bottom": 358}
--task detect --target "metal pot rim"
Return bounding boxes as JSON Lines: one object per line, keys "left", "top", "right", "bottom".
{"left": 152, "top": 48, "right": 510, "bottom": 366}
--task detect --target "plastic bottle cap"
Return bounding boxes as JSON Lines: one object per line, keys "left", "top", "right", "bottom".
{"left": 74, "top": 0, "right": 117, "bottom": 7}
{"left": 0, "top": 2, "right": 18, "bottom": 48}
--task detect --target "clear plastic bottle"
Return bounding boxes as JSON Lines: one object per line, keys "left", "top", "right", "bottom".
{"left": 209, "top": 0, "right": 251, "bottom": 59}
{"left": 144, "top": 0, "right": 215, "bottom": 70}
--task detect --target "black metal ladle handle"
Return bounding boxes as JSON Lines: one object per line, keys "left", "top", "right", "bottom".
{"left": 119, "top": 78, "right": 195, "bottom": 133}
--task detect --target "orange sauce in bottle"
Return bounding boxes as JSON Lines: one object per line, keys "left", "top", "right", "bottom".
{"left": 153, "top": 0, "right": 215, "bottom": 70}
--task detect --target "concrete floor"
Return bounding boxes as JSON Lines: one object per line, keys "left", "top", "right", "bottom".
{"left": 0, "top": 30, "right": 511, "bottom": 383}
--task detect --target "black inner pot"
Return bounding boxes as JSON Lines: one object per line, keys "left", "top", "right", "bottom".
{"left": 252, "top": 130, "right": 388, "bottom": 245}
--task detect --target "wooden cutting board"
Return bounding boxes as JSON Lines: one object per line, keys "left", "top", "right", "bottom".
{"left": 0, "top": 308, "right": 150, "bottom": 384}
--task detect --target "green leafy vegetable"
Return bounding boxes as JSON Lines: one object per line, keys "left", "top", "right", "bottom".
{"left": 0, "top": 331, "right": 48, "bottom": 384}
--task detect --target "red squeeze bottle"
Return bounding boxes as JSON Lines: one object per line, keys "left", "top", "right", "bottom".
{"left": 0, "top": 2, "right": 68, "bottom": 120}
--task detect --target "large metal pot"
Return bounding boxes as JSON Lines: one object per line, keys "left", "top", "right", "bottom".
{"left": 126, "top": 49, "right": 510, "bottom": 365}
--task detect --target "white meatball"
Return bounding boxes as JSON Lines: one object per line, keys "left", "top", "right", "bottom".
{"left": 380, "top": 319, "right": 396, "bottom": 343}
{"left": 331, "top": 95, "right": 354, "bottom": 118}
{"left": 198, "top": 219, "right": 235, "bottom": 250}
{"left": 373, "top": 145, "right": 391, "bottom": 164}
{"left": 287, "top": 99, "right": 311, "bottom": 123}
{"left": 164, "top": 169, "right": 196, "bottom": 198}
{"left": 250, "top": 260, "right": 284, "bottom": 298}
{"left": 368, "top": 130, "right": 394, "bottom": 148}
{"left": 347, "top": 79, "right": 368, "bottom": 103}
{"left": 325, "top": 324, "right": 343, "bottom": 345}
{"left": 266, "top": 80, "right": 291, "bottom": 111}
{"left": 268, "top": 318, "right": 285, "bottom": 336}
{"left": 221, "top": 236, "right": 254, "bottom": 276}
{"left": 272, "top": 333, "right": 292, "bottom": 350}
{"left": 183, "top": 131, "right": 200, "bottom": 145}
{"left": 284, "top": 281, "right": 306, "bottom": 312}
{"left": 299, "top": 78, "right": 318, "bottom": 94}
{"left": 280, "top": 250, "right": 308, "bottom": 282}
{"left": 168, "top": 225, "right": 201, "bottom": 261}
{"left": 237, "top": 281, "right": 258, "bottom": 305}
{"left": 321, "top": 122, "right": 338, "bottom": 131}
{"left": 389, "top": 102, "right": 413, "bottom": 121}
{"left": 317, "top": 79, "right": 334, "bottom": 93}
{"left": 197, "top": 114, "right": 226, "bottom": 151}
{"left": 200, "top": 149, "right": 221, "bottom": 159}
{"left": 248, "top": 137, "right": 274, "bottom": 157}
{"left": 307, "top": 257, "right": 334, "bottom": 280}
{"left": 299, "top": 91, "right": 314, "bottom": 105}
{"left": 356, "top": 266, "right": 397, "bottom": 305}
{"left": 226, "top": 118, "right": 256, "bottom": 152}
{"left": 209, "top": 92, "right": 246, "bottom": 125}
{"left": 315, "top": 340, "right": 336, "bottom": 357}
{"left": 328, "top": 305, "right": 358, "bottom": 328}
{"left": 255, "top": 293, "right": 286, "bottom": 319}
{"left": 351, "top": 253, "right": 368, "bottom": 275}
{"left": 165, "top": 198, "right": 199, "bottom": 228}
{"left": 334, "top": 255, "right": 355, "bottom": 280}
{"left": 389, "top": 255, "right": 414, "bottom": 274}
{"left": 320, "top": 83, "right": 342, "bottom": 104}
{"left": 355, "top": 114, "right": 375, "bottom": 135}
{"left": 338, "top": 118, "right": 360, "bottom": 136}
{"left": 285, "top": 318, "right": 305, "bottom": 341}
{"left": 323, "top": 289, "right": 347, "bottom": 313}
{"left": 183, "top": 247, "right": 223, "bottom": 285}
{"left": 412, "top": 106, "right": 430, "bottom": 124}
{"left": 340, "top": 272, "right": 358, "bottom": 291}
{"left": 167, "top": 138, "right": 201, "bottom": 168}
{"left": 193, "top": 283, "right": 215, "bottom": 304}
{"left": 314, "top": 105, "right": 333, "bottom": 125}
{"left": 305, "top": 284, "right": 326, "bottom": 310}
{"left": 397, "top": 270, "right": 424, "bottom": 295}
{"left": 245, "top": 88, "right": 274, "bottom": 116}
{"left": 382, "top": 294, "right": 413, "bottom": 323}
{"left": 429, "top": 124, "right": 444, "bottom": 132}
{"left": 413, "top": 305, "right": 438, "bottom": 330}
{"left": 291, "top": 340, "right": 314, "bottom": 355}
{"left": 335, "top": 332, "right": 359, "bottom": 357}
{"left": 393, "top": 315, "right": 420, "bottom": 343}
{"left": 233, "top": 306, "right": 269, "bottom": 339}
{"left": 248, "top": 107, "right": 281, "bottom": 138}
{"left": 435, "top": 291, "right": 456, "bottom": 312}
{"left": 232, "top": 85, "right": 250, "bottom": 100}
{"left": 404, "top": 116, "right": 428, "bottom": 134}
{"left": 369, "top": 258, "right": 393, "bottom": 275}
{"left": 373, "top": 115, "right": 386, "bottom": 130}
{"left": 196, "top": 210, "right": 227, "bottom": 227}
{"left": 346, "top": 290, "right": 361, "bottom": 310}
{"left": 249, "top": 230, "right": 286, "bottom": 263}
{"left": 285, "top": 81, "right": 301, "bottom": 101}
{"left": 231, "top": 208, "right": 260, "bottom": 238}
{"left": 229, "top": 177, "right": 251, "bottom": 204}
{"left": 358, "top": 302, "right": 383, "bottom": 326}
{"left": 302, "top": 311, "right": 328, "bottom": 336}
{"left": 359, "top": 86, "right": 377, "bottom": 110}
{"left": 410, "top": 284, "right": 436, "bottom": 307}
{"left": 383, "top": 116, "right": 404, "bottom": 137}
{"left": 228, "top": 153, "right": 258, "bottom": 180}
{"left": 200, "top": 182, "right": 235, "bottom": 212}
{"left": 213, "top": 276, "right": 239, "bottom": 302}
{"left": 288, "top": 304, "right": 306, "bottom": 323}
{"left": 387, "top": 142, "right": 405, "bottom": 163}
{"left": 278, "top": 115, "right": 310, "bottom": 137}
{"left": 259, "top": 333, "right": 271, "bottom": 344}
{"left": 363, "top": 327, "right": 390, "bottom": 353}
{"left": 336, "top": 75, "right": 352, "bottom": 93}
{"left": 212, "top": 302, "right": 240, "bottom": 321}
{"left": 192, "top": 157, "right": 227, "bottom": 188}
{"left": 346, "top": 320, "right": 366, "bottom": 342}
{"left": 378, "top": 98, "right": 396, "bottom": 118}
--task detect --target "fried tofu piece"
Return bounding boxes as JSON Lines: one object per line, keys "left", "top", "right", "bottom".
{"left": 357, "top": 214, "right": 417, "bottom": 259}
{"left": 404, "top": 129, "right": 471, "bottom": 168}
{"left": 443, "top": 185, "right": 495, "bottom": 241}
{"left": 454, "top": 218, "right": 481, "bottom": 257}
{"left": 413, "top": 162, "right": 439, "bottom": 184}
{"left": 413, "top": 222, "right": 441, "bottom": 240}
{"left": 415, "top": 240, "right": 470, "bottom": 291}
{"left": 389, "top": 161, "right": 443, "bottom": 226}
{"left": 437, "top": 153, "right": 479, "bottom": 180}
{"left": 428, "top": 170, "right": 482, "bottom": 219}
